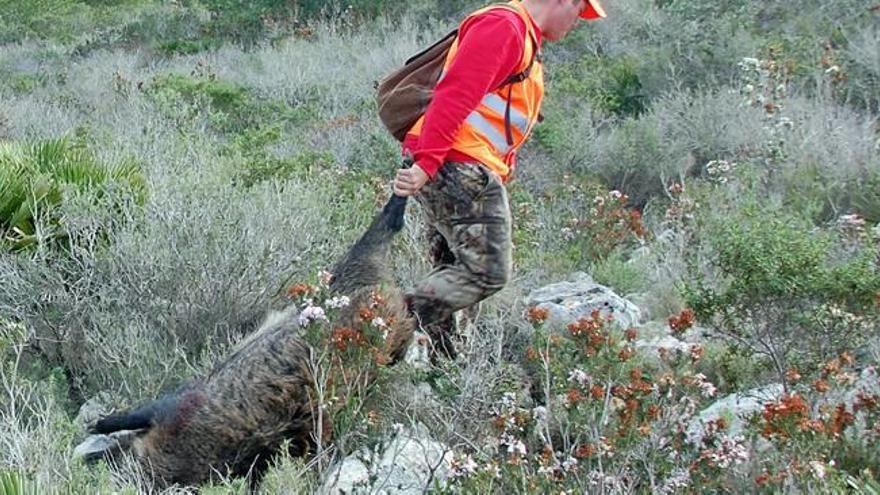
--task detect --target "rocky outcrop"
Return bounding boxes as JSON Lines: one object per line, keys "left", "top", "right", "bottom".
{"left": 320, "top": 423, "right": 452, "bottom": 494}
{"left": 526, "top": 272, "right": 643, "bottom": 330}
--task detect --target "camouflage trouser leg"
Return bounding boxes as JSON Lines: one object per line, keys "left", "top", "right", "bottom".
{"left": 407, "top": 162, "right": 512, "bottom": 361}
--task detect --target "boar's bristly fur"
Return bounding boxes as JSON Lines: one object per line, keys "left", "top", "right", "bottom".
{"left": 91, "top": 195, "right": 414, "bottom": 488}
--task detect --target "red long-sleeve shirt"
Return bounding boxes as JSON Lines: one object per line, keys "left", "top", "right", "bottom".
{"left": 403, "top": 8, "right": 543, "bottom": 179}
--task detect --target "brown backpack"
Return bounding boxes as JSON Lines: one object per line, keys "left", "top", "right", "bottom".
{"left": 376, "top": 18, "right": 539, "bottom": 143}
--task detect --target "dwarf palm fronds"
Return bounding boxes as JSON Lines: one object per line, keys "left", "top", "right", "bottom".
{"left": 0, "top": 472, "right": 38, "bottom": 495}
{"left": 0, "top": 138, "right": 145, "bottom": 251}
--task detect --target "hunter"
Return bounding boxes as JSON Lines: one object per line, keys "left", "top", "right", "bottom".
{"left": 393, "top": 0, "right": 606, "bottom": 360}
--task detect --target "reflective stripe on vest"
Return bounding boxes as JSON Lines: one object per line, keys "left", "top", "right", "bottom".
{"left": 481, "top": 92, "right": 529, "bottom": 137}
{"left": 466, "top": 111, "right": 512, "bottom": 155}
{"left": 436, "top": 73, "right": 531, "bottom": 139}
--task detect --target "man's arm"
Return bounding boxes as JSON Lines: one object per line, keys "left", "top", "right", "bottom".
{"left": 394, "top": 10, "right": 527, "bottom": 196}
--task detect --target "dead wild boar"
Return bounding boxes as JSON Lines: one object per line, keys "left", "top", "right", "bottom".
{"left": 88, "top": 195, "right": 415, "bottom": 488}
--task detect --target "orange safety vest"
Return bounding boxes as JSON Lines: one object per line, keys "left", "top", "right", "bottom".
{"left": 407, "top": 0, "right": 544, "bottom": 181}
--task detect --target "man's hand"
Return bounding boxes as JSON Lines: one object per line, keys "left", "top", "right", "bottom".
{"left": 393, "top": 165, "right": 429, "bottom": 197}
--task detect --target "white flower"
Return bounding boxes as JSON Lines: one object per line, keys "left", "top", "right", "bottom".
{"left": 450, "top": 454, "right": 479, "bottom": 479}
{"left": 776, "top": 117, "right": 794, "bottom": 130}
{"left": 325, "top": 295, "right": 351, "bottom": 309}
{"left": 837, "top": 214, "right": 866, "bottom": 230}
{"left": 809, "top": 460, "right": 827, "bottom": 479}
{"left": 609, "top": 190, "right": 623, "bottom": 200}
{"left": 532, "top": 406, "right": 548, "bottom": 424}
{"left": 660, "top": 469, "right": 691, "bottom": 494}
{"left": 371, "top": 317, "right": 387, "bottom": 329}
{"left": 567, "top": 368, "right": 591, "bottom": 386}
{"left": 709, "top": 435, "right": 749, "bottom": 468}
{"left": 298, "top": 306, "right": 327, "bottom": 327}
{"left": 506, "top": 439, "right": 527, "bottom": 456}
{"left": 587, "top": 471, "right": 622, "bottom": 489}
{"left": 700, "top": 381, "right": 717, "bottom": 398}
{"left": 597, "top": 437, "right": 614, "bottom": 458}
{"left": 318, "top": 270, "right": 334, "bottom": 286}
{"left": 483, "top": 462, "right": 502, "bottom": 479}
{"left": 690, "top": 374, "right": 717, "bottom": 398}
{"left": 537, "top": 464, "right": 556, "bottom": 477}
{"left": 562, "top": 456, "right": 578, "bottom": 472}
{"left": 739, "top": 57, "right": 760, "bottom": 69}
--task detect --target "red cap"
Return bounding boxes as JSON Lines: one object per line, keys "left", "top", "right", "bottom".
{"left": 580, "top": 0, "right": 606, "bottom": 20}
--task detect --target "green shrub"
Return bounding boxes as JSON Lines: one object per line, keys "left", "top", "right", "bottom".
{"left": 0, "top": 139, "right": 144, "bottom": 251}
{"left": 236, "top": 149, "right": 336, "bottom": 188}
{"left": 145, "top": 73, "right": 318, "bottom": 134}
{"left": 589, "top": 247, "right": 649, "bottom": 295}
{"left": 552, "top": 55, "right": 646, "bottom": 118}
{"left": 683, "top": 203, "right": 880, "bottom": 385}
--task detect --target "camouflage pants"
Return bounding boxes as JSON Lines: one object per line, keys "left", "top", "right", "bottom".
{"left": 407, "top": 162, "right": 512, "bottom": 359}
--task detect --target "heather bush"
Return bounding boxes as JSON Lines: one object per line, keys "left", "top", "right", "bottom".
{"left": 442, "top": 309, "right": 743, "bottom": 493}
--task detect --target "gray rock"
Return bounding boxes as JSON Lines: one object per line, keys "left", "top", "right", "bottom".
{"left": 404, "top": 331, "right": 431, "bottom": 370}
{"left": 320, "top": 423, "right": 452, "bottom": 495}
{"left": 818, "top": 365, "right": 880, "bottom": 413}
{"left": 526, "top": 272, "right": 643, "bottom": 330}
{"left": 320, "top": 453, "right": 372, "bottom": 495}
{"left": 686, "top": 384, "right": 784, "bottom": 446}
{"left": 632, "top": 320, "right": 690, "bottom": 354}
{"left": 635, "top": 334, "right": 692, "bottom": 356}
{"left": 75, "top": 392, "right": 113, "bottom": 432}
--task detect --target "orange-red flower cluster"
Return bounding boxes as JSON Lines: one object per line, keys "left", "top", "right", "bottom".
{"left": 828, "top": 404, "right": 855, "bottom": 437}
{"left": 527, "top": 306, "right": 550, "bottom": 324}
{"left": 369, "top": 291, "right": 386, "bottom": 308}
{"left": 567, "top": 310, "right": 605, "bottom": 337}
{"left": 574, "top": 443, "right": 596, "bottom": 459}
{"left": 668, "top": 308, "right": 695, "bottom": 334}
{"left": 855, "top": 392, "right": 879, "bottom": 412}
{"left": 760, "top": 393, "right": 810, "bottom": 440}
{"left": 628, "top": 209, "right": 646, "bottom": 238}
{"left": 287, "top": 283, "right": 315, "bottom": 298}
{"left": 330, "top": 327, "right": 366, "bottom": 352}
{"left": 525, "top": 346, "right": 539, "bottom": 362}
{"left": 755, "top": 470, "right": 787, "bottom": 487}
{"left": 358, "top": 307, "right": 376, "bottom": 321}
{"left": 618, "top": 347, "right": 635, "bottom": 362}
{"left": 567, "top": 310, "right": 616, "bottom": 356}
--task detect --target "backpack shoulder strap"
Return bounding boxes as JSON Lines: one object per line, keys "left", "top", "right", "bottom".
{"left": 485, "top": 4, "right": 541, "bottom": 147}
{"left": 404, "top": 29, "right": 459, "bottom": 66}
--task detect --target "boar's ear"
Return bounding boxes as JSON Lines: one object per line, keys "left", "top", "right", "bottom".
{"left": 91, "top": 394, "right": 180, "bottom": 434}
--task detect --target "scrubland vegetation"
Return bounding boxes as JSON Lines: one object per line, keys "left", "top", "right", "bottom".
{"left": 0, "top": 0, "right": 878, "bottom": 493}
